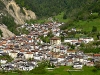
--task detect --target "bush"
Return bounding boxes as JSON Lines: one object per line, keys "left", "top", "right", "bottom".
{"left": 31, "top": 67, "right": 46, "bottom": 74}
{"left": 95, "top": 61, "right": 100, "bottom": 70}
{"left": 92, "top": 68, "right": 98, "bottom": 72}
{"left": 0, "top": 30, "right": 3, "bottom": 37}
{"left": 30, "top": 61, "right": 47, "bottom": 74}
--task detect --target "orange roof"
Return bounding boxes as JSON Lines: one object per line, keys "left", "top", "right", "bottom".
{"left": 58, "top": 55, "right": 65, "bottom": 58}
{"left": 2, "top": 41, "right": 7, "bottom": 44}
{"left": 71, "top": 40, "right": 78, "bottom": 42}
{"left": 4, "top": 48, "right": 11, "bottom": 50}
{"left": 78, "top": 40, "right": 83, "bottom": 42}
{"left": 51, "top": 37, "right": 60, "bottom": 40}
{"left": 67, "top": 50, "right": 76, "bottom": 52}
{"left": 31, "top": 50, "right": 38, "bottom": 52}
{"left": 0, "top": 43, "right": 3, "bottom": 46}
{"left": 26, "top": 52, "right": 33, "bottom": 54}
{"left": 87, "top": 62, "right": 94, "bottom": 64}
{"left": 20, "top": 50, "right": 25, "bottom": 52}
{"left": 94, "top": 54, "right": 100, "bottom": 57}
{"left": 11, "top": 51, "right": 17, "bottom": 53}
{"left": 68, "top": 59, "right": 73, "bottom": 62}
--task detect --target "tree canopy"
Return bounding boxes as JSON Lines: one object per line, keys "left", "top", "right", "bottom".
{"left": 15, "top": 0, "right": 100, "bottom": 19}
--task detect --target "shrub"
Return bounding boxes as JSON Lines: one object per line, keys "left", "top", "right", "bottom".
{"left": 92, "top": 68, "right": 98, "bottom": 72}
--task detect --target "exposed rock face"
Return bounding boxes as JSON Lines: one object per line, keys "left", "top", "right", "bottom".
{"left": 0, "top": 24, "right": 15, "bottom": 38}
{"left": 1, "top": 0, "right": 36, "bottom": 25}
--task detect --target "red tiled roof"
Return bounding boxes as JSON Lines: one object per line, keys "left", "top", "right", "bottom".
{"left": 51, "top": 37, "right": 60, "bottom": 40}
{"left": 67, "top": 50, "right": 76, "bottom": 52}
{"left": 26, "top": 52, "right": 33, "bottom": 54}
{"left": 94, "top": 54, "right": 100, "bottom": 57}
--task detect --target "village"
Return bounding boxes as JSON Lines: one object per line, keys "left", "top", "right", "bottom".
{"left": 0, "top": 22, "right": 99, "bottom": 71}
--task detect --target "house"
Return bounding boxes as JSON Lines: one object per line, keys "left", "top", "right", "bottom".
{"left": 67, "top": 50, "right": 76, "bottom": 56}
{"left": 9, "top": 51, "right": 18, "bottom": 58}
{"left": 93, "top": 54, "right": 100, "bottom": 62}
{"left": 60, "top": 46, "right": 67, "bottom": 54}
{"left": 57, "top": 55, "right": 65, "bottom": 62}
{"left": 17, "top": 53, "right": 24, "bottom": 58}
{"left": 2, "top": 64, "right": 15, "bottom": 71}
{"left": 74, "top": 56, "right": 84, "bottom": 63}
{"left": 0, "top": 50, "right": 4, "bottom": 53}
{"left": 86, "top": 53, "right": 93, "bottom": 59}
{"left": 24, "top": 52, "right": 33, "bottom": 59}
{"left": 0, "top": 59, "right": 7, "bottom": 64}
{"left": 64, "top": 38, "right": 78, "bottom": 44}
{"left": 50, "top": 58, "right": 58, "bottom": 66}
{"left": 19, "top": 63, "right": 35, "bottom": 71}
{"left": 22, "top": 65, "right": 34, "bottom": 71}
{"left": 73, "top": 62, "right": 83, "bottom": 69}
{"left": 50, "top": 37, "right": 61, "bottom": 45}
{"left": 66, "top": 59, "right": 73, "bottom": 66}
{"left": 33, "top": 54, "right": 43, "bottom": 61}
{"left": 52, "top": 46, "right": 60, "bottom": 52}
{"left": 86, "top": 61, "right": 94, "bottom": 66}
{"left": 79, "top": 37, "right": 94, "bottom": 43}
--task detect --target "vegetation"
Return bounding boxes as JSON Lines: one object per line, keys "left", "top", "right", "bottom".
{"left": 2, "top": 15, "right": 19, "bottom": 35}
{"left": 30, "top": 61, "right": 47, "bottom": 74}
{"left": 1, "top": 0, "right": 100, "bottom": 36}
{"left": 80, "top": 47, "right": 100, "bottom": 53}
{"left": 79, "top": 41, "right": 100, "bottom": 53}
{"left": 0, "top": 55, "right": 13, "bottom": 62}
{"left": 0, "top": 0, "right": 5, "bottom": 10}
{"left": 30, "top": 60, "right": 55, "bottom": 74}
{"left": 95, "top": 61, "right": 100, "bottom": 70}
{"left": 92, "top": 26, "right": 97, "bottom": 32}
{"left": 9, "top": 5, "right": 14, "bottom": 12}
{"left": 15, "top": 0, "right": 66, "bottom": 18}
{"left": 19, "top": 27, "right": 29, "bottom": 35}
{"left": 14, "top": 0, "right": 100, "bottom": 20}
{"left": 39, "top": 31, "right": 54, "bottom": 43}
{"left": 0, "top": 30, "right": 3, "bottom": 37}
{"left": 0, "top": 66, "right": 100, "bottom": 75}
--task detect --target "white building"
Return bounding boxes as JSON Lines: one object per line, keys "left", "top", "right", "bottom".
{"left": 9, "top": 51, "right": 18, "bottom": 58}
{"left": 79, "top": 37, "right": 94, "bottom": 43}
{"left": 64, "top": 38, "right": 78, "bottom": 44}
{"left": 24, "top": 52, "right": 33, "bottom": 59}
{"left": 50, "top": 37, "right": 61, "bottom": 45}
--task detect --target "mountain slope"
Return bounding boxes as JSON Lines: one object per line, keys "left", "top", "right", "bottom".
{"left": 0, "top": 24, "right": 15, "bottom": 38}
{"left": 15, "top": 0, "right": 100, "bottom": 19}
{"left": 0, "top": 0, "right": 37, "bottom": 38}
{"left": 15, "top": 0, "right": 67, "bottom": 18}
{"left": 1, "top": 0, "right": 36, "bottom": 25}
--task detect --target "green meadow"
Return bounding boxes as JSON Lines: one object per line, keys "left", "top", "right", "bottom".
{"left": 0, "top": 66, "right": 99, "bottom": 75}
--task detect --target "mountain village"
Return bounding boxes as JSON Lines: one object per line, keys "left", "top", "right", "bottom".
{"left": 0, "top": 22, "right": 99, "bottom": 71}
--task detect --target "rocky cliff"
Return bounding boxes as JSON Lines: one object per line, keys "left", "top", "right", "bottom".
{"left": 0, "top": 24, "right": 15, "bottom": 38}
{"left": 1, "top": 0, "right": 36, "bottom": 25}
{"left": 0, "top": 0, "right": 36, "bottom": 38}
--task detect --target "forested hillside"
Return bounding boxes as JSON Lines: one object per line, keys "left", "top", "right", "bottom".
{"left": 15, "top": 0, "right": 66, "bottom": 18}
{"left": 15, "top": 0, "right": 100, "bottom": 19}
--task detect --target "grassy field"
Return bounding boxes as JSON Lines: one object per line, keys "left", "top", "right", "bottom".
{"left": 53, "top": 12, "right": 69, "bottom": 23}
{"left": 35, "top": 12, "right": 69, "bottom": 24}
{"left": 54, "top": 12, "right": 100, "bottom": 32}
{"left": 0, "top": 66, "right": 100, "bottom": 75}
{"left": 73, "top": 18, "right": 100, "bottom": 32}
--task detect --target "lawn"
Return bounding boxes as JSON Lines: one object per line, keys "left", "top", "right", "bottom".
{"left": 0, "top": 66, "right": 99, "bottom": 75}
{"left": 53, "top": 12, "right": 70, "bottom": 23}
{"left": 54, "top": 12, "right": 100, "bottom": 33}
{"left": 73, "top": 18, "right": 100, "bottom": 32}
